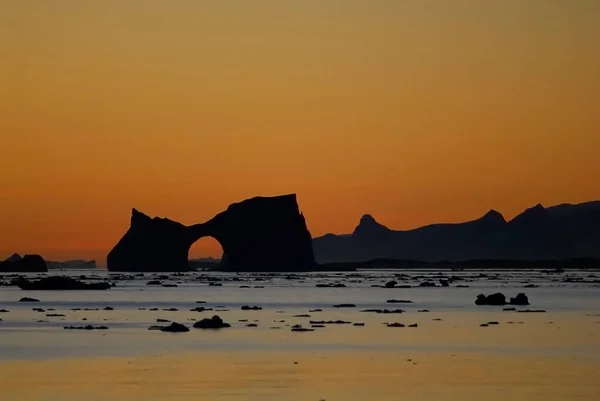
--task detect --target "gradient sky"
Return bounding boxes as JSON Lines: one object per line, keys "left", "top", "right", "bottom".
{"left": 1, "top": 1, "right": 599, "bottom": 264}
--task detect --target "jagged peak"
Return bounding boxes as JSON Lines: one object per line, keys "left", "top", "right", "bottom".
{"left": 131, "top": 208, "right": 151, "bottom": 224}
{"left": 510, "top": 203, "right": 550, "bottom": 224}
{"left": 353, "top": 214, "right": 391, "bottom": 237}
{"left": 480, "top": 209, "right": 506, "bottom": 223}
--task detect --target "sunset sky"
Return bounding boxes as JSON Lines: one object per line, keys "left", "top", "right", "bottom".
{"left": 1, "top": 1, "right": 599, "bottom": 264}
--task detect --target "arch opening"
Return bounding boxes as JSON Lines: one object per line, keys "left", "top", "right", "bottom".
{"left": 188, "top": 236, "right": 223, "bottom": 270}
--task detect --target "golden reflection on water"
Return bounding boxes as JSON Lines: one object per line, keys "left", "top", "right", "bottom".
{"left": 2, "top": 350, "right": 599, "bottom": 401}
{"left": 1, "top": 312, "right": 599, "bottom": 400}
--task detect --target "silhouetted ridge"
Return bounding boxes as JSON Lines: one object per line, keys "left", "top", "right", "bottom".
{"left": 313, "top": 200, "right": 600, "bottom": 263}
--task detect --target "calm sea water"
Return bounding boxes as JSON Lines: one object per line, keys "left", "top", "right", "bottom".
{"left": 1, "top": 268, "right": 600, "bottom": 401}
{"left": 1, "top": 268, "right": 599, "bottom": 360}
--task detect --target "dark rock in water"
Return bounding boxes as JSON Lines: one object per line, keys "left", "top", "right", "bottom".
{"left": 309, "top": 320, "right": 351, "bottom": 325}
{"left": 32, "top": 308, "right": 45, "bottom": 312}
{"left": 103, "top": 306, "right": 114, "bottom": 311}
{"left": 19, "top": 297, "right": 40, "bottom": 302}
{"left": 156, "top": 318, "right": 171, "bottom": 323}
{"left": 361, "top": 309, "right": 404, "bottom": 314}
{"left": 418, "top": 309, "right": 430, "bottom": 313}
{"left": 408, "top": 323, "right": 418, "bottom": 328}
{"left": 148, "top": 325, "right": 163, "bottom": 331}
{"left": 480, "top": 323, "right": 489, "bottom": 327}
{"left": 387, "top": 299, "right": 413, "bottom": 304}
{"left": 107, "top": 194, "right": 316, "bottom": 272}
{"left": 419, "top": 282, "right": 437, "bottom": 287}
{"left": 387, "top": 322, "right": 405, "bottom": 328}
{"left": 46, "top": 313, "right": 66, "bottom": 317}
{"left": 149, "top": 308, "right": 159, "bottom": 311}
{"left": 475, "top": 293, "right": 507, "bottom": 305}
{"left": 16, "top": 276, "right": 111, "bottom": 291}
{"left": 523, "top": 284, "right": 539, "bottom": 288}
{"left": 293, "top": 314, "right": 311, "bottom": 318}
{"left": 309, "top": 309, "right": 322, "bottom": 312}
{"left": 208, "top": 282, "right": 222, "bottom": 287}
{"left": 246, "top": 323, "right": 258, "bottom": 327}
{"left": 316, "top": 283, "right": 346, "bottom": 288}
{"left": 0, "top": 309, "right": 9, "bottom": 313}
{"left": 291, "top": 326, "right": 314, "bottom": 332}
{"left": 384, "top": 280, "right": 397, "bottom": 288}
{"left": 353, "top": 322, "right": 365, "bottom": 326}
{"left": 503, "top": 307, "right": 516, "bottom": 311}
{"left": 311, "top": 324, "right": 326, "bottom": 328}
{"left": 163, "top": 308, "right": 178, "bottom": 311}
{"left": 487, "top": 321, "right": 499, "bottom": 325}
{"left": 517, "top": 309, "right": 546, "bottom": 313}
{"left": 160, "top": 322, "right": 190, "bottom": 332}
{"left": 440, "top": 280, "right": 449, "bottom": 287}
{"left": 333, "top": 304, "right": 356, "bottom": 308}
{"left": 510, "top": 293, "right": 530, "bottom": 306}
{"left": 146, "top": 280, "right": 162, "bottom": 285}
{"left": 195, "top": 301, "right": 207, "bottom": 304}
{"left": 63, "top": 325, "right": 108, "bottom": 330}
{"left": 0, "top": 254, "right": 47, "bottom": 273}
{"left": 241, "top": 305, "right": 262, "bottom": 311}
{"left": 193, "top": 315, "right": 231, "bottom": 329}
{"left": 190, "top": 307, "right": 213, "bottom": 312}
{"left": 162, "top": 283, "right": 178, "bottom": 288}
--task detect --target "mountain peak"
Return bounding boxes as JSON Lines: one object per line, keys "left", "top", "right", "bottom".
{"left": 510, "top": 203, "right": 550, "bottom": 225}
{"left": 353, "top": 214, "right": 391, "bottom": 237}
{"left": 360, "top": 214, "right": 377, "bottom": 224}
{"left": 481, "top": 209, "right": 506, "bottom": 223}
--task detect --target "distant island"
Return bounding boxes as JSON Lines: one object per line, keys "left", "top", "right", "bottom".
{"left": 312, "top": 201, "right": 600, "bottom": 263}
{"left": 46, "top": 260, "right": 97, "bottom": 269}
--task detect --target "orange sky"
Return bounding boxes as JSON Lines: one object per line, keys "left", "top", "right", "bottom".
{"left": 1, "top": 1, "right": 599, "bottom": 264}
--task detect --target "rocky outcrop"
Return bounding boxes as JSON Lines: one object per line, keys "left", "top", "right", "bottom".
{"left": 0, "top": 254, "right": 47, "bottom": 273}
{"left": 107, "top": 194, "right": 316, "bottom": 272}
{"left": 475, "top": 292, "right": 531, "bottom": 306}
{"left": 475, "top": 293, "right": 507, "bottom": 305}
{"left": 193, "top": 315, "right": 231, "bottom": 329}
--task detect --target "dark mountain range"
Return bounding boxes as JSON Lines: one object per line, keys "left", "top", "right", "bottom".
{"left": 312, "top": 201, "right": 600, "bottom": 263}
